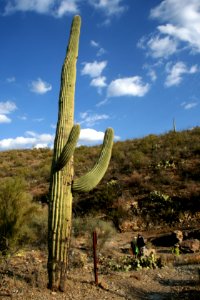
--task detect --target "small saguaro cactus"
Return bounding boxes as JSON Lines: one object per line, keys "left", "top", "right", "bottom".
{"left": 47, "top": 15, "right": 114, "bottom": 291}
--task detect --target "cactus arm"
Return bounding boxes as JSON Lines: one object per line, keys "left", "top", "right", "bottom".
{"left": 72, "top": 128, "right": 114, "bottom": 192}
{"left": 54, "top": 124, "right": 80, "bottom": 172}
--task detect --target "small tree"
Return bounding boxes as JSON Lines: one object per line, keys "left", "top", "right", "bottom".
{"left": 0, "top": 177, "right": 36, "bottom": 253}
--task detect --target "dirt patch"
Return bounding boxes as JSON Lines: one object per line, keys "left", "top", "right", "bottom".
{"left": 0, "top": 231, "right": 200, "bottom": 300}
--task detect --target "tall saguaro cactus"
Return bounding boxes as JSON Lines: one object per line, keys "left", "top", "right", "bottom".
{"left": 48, "top": 15, "right": 114, "bottom": 291}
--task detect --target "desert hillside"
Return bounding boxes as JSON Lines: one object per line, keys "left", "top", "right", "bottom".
{"left": 1, "top": 127, "right": 200, "bottom": 299}
{"left": 0, "top": 127, "right": 199, "bottom": 232}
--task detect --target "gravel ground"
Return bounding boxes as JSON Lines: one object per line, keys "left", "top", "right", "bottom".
{"left": 0, "top": 232, "right": 200, "bottom": 299}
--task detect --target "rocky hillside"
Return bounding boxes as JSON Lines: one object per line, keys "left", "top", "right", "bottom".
{"left": 0, "top": 127, "right": 200, "bottom": 231}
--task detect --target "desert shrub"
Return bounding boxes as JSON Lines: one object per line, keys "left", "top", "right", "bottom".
{"left": 126, "top": 171, "right": 146, "bottom": 190}
{"left": 37, "top": 162, "right": 51, "bottom": 182}
{"left": 109, "top": 205, "right": 128, "bottom": 231}
{"left": 28, "top": 204, "right": 48, "bottom": 247}
{"left": 99, "top": 254, "right": 163, "bottom": 273}
{"left": 0, "top": 177, "right": 38, "bottom": 253}
{"left": 73, "top": 217, "right": 116, "bottom": 252}
{"left": 73, "top": 179, "right": 122, "bottom": 217}
{"left": 131, "top": 150, "right": 150, "bottom": 170}
{"left": 140, "top": 190, "right": 181, "bottom": 225}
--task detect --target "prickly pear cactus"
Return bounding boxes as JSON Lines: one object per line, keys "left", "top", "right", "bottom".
{"left": 47, "top": 15, "right": 114, "bottom": 291}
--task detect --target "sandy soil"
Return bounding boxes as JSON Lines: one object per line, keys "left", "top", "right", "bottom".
{"left": 0, "top": 231, "right": 200, "bottom": 300}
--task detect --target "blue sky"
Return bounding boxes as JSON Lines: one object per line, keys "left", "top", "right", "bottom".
{"left": 0, "top": 0, "right": 200, "bottom": 150}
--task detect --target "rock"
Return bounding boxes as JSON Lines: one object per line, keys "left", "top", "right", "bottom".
{"left": 151, "top": 232, "right": 180, "bottom": 247}
{"left": 173, "top": 230, "right": 183, "bottom": 243}
{"left": 143, "top": 248, "right": 156, "bottom": 257}
{"left": 180, "top": 239, "right": 200, "bottom": 253}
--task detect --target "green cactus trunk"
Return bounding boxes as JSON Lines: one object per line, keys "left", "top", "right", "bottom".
{"left": 47, "top": 15, "right": 80, "bottom": 291}
{"left": 48, "top": 15, "right": 114, "bottom": 291}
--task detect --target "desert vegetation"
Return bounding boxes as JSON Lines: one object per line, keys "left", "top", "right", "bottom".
{"left": 0, "top": 127, "right": 199, "bottom": 255}
{"left": 0, "top": 127, "right": 200, "bottom": 298}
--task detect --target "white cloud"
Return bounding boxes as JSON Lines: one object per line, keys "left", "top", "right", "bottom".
{"left": 33, "top": 118, "right": 44, "bottom": 122}
{"left": 79, "top": 111, "right": 109, "bottom": 126}
{"left": 0, "top": 131, "right": 55, "bottom": 150}
{"left": 88, "top": 0, "right": 127, "bottom": 17}
{"left": 0, "top": 128, "right": 118, "bottom": 149}
{"left": 150, "top": 0, "right": 200, "bottom": 53}
{"left": 0, "top": 137, "right": 36, "bottom": 149}
{"left": 181, "top": 101, "right": 198, "bottom": 110}
{"left": 146, "top": 35, "right": 178, "bottom": 58}
{"left": 0, "top": 101, "right": 17, "bottom": 123}
{"left": 30, "top": 78, "right": 52, "bottom": 94}
{"left": 0, "top": 101, "right": 17, "bottom": 114}
{"left": 79, "top": 128, "right": 106, "bottom": 144}
{"left": 165, "top": 61, "right": 198, "bottom": 87}
{"left": 148, "top": 70, "right": 157, "bottom": 82}
{"left": 90, "top": 40, "right": 99, "bottom": 47}
{"left": 3, "top": 0, "right": 128, "bottom": 18}
{"left": 81, "top": 61, "right": 107, "bottom": 78}
{"left": 97, "top": 47, "right": 106, "bottom": 57}
{"left": 143, "top": 64, "right": 157, "bottom": 82}
{"left": 90, "top": 76, "right": 107, "bottom": 93}
{"left": 3, "top": 0, "right": 79, "bottom": 17}
{"left": 79, "top": 128, "right": 120, "bottom": 145}
{"left": 90, "top": 40, "right": 106, "bottom": 56}
{"left": 0, "top": 115, "right": 11, "bottom": 123}
{"left": 107, "top": 76, "right": 150, "bottom": 98}
{"left": 55, "top": 0, "right": 79, "bottom": 17}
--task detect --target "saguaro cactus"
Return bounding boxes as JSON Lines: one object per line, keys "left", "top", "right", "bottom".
{"left": 47, "top": 15, "right": 114, "bottom": 291}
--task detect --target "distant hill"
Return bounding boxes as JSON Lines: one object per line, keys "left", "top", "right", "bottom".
{"left": 0, "top": 127, "right": 200, "bottom": 231}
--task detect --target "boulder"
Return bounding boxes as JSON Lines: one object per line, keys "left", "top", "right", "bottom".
{"left": 180, "top": 239, "right": 200, "bottom": 253}
{"left": 151, "top": 231, "right": 182, "bottom": 247}
{"left": 173, "top": 230, "right": 183, "bottom": 243}
{"left": 143, "top": 247, "right": 156, "bottom": 257}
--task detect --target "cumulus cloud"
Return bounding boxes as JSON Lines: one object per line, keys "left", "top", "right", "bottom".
{"left": 0, "top": 115, "right": 11, "bottom": 123}
{"left": 150, "top": 0, "right": 200, "bottom": 53}
{"left": 146, "top": 35, "right": 178, "bottom": 58}
{"left": 30, "top": 78, "right": 52, "bottom": 94}
{"left": 165, "top": 61, "right": 198, "bottom": 87}
{"left": 3, "top": 0, "right": 79, "bottom": 17}
{"left": 81, "top": 61, "right": 107, "bottom": 78}
{"left": 79, "top": 128, "right": 104, "bottom": 144}
{"left": 0, "top": 101, "right": 17, "bottom": 114}
{"left": 0, "top": 127, "right": 119, "bottom": 150}
{"left": 90, "top": 76, "right": 107, "bottom": 93}
{"left": 90, "top": 76, "right": 107, "bottom": 88}
{"left": 54, "top": 0, "right": 79, "bottom": 17}
{"left": 3, "top": 0, "right": 128, "bottom": 19}
{"left": 0, "top": 101, "right": 17, "bottom": 123}
{"left": 107, "top": 76, "right": 150, "bottom": 98}
{"left": 88, "top": 0, "right": 127, "bottom": 17}
{"left": 0, "top": 131, "right": 54, "bottom": 150}
{"left": 79, "top": 111, "right": 109, "bottom": 126}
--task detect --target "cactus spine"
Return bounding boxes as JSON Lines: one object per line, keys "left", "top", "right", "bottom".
{"left": 47, "top": 15, "right": 114, "bottom": 291}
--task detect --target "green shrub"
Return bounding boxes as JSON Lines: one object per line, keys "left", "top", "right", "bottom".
{"left": 28, "top": 204, "right": 48, "bottom": 247}
{"left": 99, "top": 254, "right": 163, "bottom": 273}
{"left": 0, "top": 177, "right": 38, "bottom": 253}
{"left": 73, "top": 217, "right": 116, "bottom": 252}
